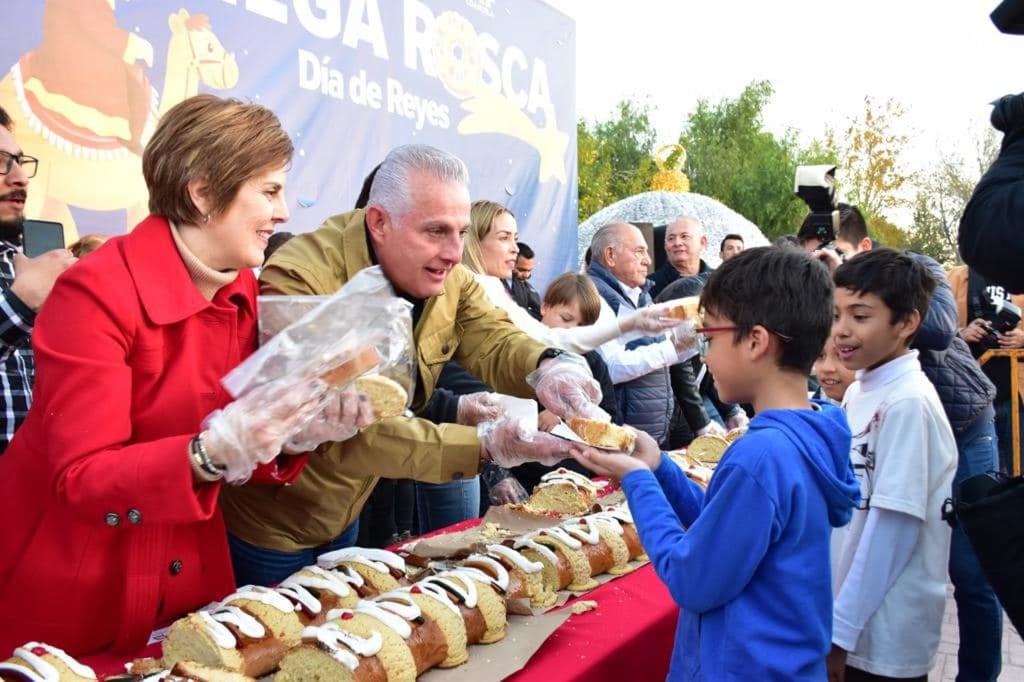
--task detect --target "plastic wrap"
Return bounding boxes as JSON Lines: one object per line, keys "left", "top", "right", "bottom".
{"left": 219, "top": 267, "right": 415, "bottom": 449}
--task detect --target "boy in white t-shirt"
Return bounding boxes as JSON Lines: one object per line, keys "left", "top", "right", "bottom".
{"left": 829, "top": 248, "right": 957, "bottom": 681}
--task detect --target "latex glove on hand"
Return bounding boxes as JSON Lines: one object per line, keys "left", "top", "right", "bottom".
{"left": 478, "top": 417, "right": 574, "bottom": 468}
{"left": 283, "top": 383, "right": 376, "bottom": 453}
{"left": 726, "top": 411, "right": 750, "bottom": 431}
{"left": 528, "top": 352, "right": 609, "bottom": 422}
{"left": 456, "top": 391, "right": 503, "bottom": 426}
{"left": 489, "top": 476, "right": 528, "bottom": 505}
{"left": 669, "top": 320, "right": 699, "bottom": 363}
{"left": 696, "top": 420, "right": 727, "bottom": 438}
{"left": 203, "top": 378, "right": 330, "bottom": 483}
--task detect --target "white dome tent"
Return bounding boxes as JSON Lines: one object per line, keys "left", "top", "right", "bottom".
{"left": 577, "top": 191, "right": 770, "bottom": 270}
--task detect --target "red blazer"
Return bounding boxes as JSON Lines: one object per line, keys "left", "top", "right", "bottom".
{"left": 0, "top": 216, "right": 305, "bottom": 656}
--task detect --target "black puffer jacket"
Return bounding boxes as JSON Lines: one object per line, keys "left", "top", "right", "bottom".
{"left": 912, "top": 253, "right": 996, "bottom": 437}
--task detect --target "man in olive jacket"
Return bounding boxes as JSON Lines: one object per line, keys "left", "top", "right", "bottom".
{"left": 221, "top": 145, "right": 595, "bottom": 585}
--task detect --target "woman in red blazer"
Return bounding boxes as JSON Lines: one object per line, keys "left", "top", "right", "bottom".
{"left": 0, "top": 95, "right": 364, "bottom": 656}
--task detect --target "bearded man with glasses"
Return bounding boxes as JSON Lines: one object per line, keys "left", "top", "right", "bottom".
{"left": 0, "top": 107, "right": 76, "bottom": 453}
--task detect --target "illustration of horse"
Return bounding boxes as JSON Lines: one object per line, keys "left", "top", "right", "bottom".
{"left": 0, "top": 7, "right": 238, "bottom": 239}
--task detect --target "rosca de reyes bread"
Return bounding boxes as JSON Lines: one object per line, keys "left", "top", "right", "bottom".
{"left": 688, "top": 434, "right": 730, "bottom": 464}
{"left": 320, "top": 346, "right": 381, "bottom": 387}
{"left": 566, "top": 417, "right": 636, "bottom": 451}
{"left": 354, "top": 375, "right": 408, "bottom": 419}
{"left": 662, "top": 296, "right": 701, "bottom": 321}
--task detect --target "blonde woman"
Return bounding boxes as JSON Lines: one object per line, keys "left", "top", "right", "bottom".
{"left": 464, "top": 200, "right": 678, "bottom": 352}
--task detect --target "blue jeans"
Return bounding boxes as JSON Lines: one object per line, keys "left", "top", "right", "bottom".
{"left": 415, "top": 477, "right": 480, "bottom": 535}
{"left": 228, "top": 521, "right": 359, "bottom": 587}
{"left": 949, "top": 416, "right": 1003, "bottom": 682}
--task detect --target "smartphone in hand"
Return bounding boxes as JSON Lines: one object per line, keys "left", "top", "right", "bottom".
{"left": 22, "top": 220, "right": 65, "bottom": 258}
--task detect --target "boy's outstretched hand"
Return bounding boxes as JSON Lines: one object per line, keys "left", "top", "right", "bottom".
{"left": 569, "top": 428, "right": 663, "bottom": 481}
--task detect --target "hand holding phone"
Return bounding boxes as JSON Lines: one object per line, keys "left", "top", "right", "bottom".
{"left": 10, "top": 250, "right": 76, "bottom": 311}
{"left": 22, "top": 219, "right": 66, "bottom": 258}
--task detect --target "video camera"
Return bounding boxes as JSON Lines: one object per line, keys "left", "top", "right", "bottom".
{"left": 795, "top": 165, "right": 841, "bottom": 254}
{"left": 973, "top": 290, "right": 1023, "bottom": 348}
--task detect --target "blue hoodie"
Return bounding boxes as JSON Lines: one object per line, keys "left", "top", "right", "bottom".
{"left": 621, "top": 401, "right": 859, "bottom": 681}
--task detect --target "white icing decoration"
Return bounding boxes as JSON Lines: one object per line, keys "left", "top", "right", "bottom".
{"left": 317, "top": 547, "right": 406, "bottom": 574}
{"left": 462, "top": 554, "right": 510, "bottom": 590}
{"left": 284, "top": 565, "right": 354, "bottom": 598}
{"left": 561, "top": 520, "right": 601, "bottom": 544}
{"left": 599, "top": 506, "right": 635, "bottom": 524}
{"left": 303, "top": 623, "right": 383, "bottom": 670}
{"left": 486, "top": 544, "right": 544, "bottom": 574}
{"left": 587, "top": 512, "right": 626, "bottom": 535}
{"left": 1, "top": 643, "right": 97, "bottom": 681}
{"left": 533, "top": 526, "right": 583, "bottom": 550}
{"left": 403, "top": 583, "right": 462, "bottom": 618}
{"left": 374, "top": 591, "right": 423, "bottom": 622}
{"left": 513, "top": 535, "right": 559, "bottom": 565}
{"left": 419, "top": 571, "right": 479, "bottom": 608}
{"left": 276, "top": 582, "right": 322, "bottom": 615}
{"left": 222, "top": 585, "right": 294, "bottom": 614}
{"left": 354, "top": 601, "right": 413, "bottom": 639}
{"left": 537, "top": 469, "right": 608, "bottom": 494}
{"left": 198, "top": 604, "right": 267, "bottom": 647}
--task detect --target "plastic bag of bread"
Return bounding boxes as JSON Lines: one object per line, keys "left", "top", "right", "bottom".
{"left": 219, "top": 267, "right": 415, "bottom": 442}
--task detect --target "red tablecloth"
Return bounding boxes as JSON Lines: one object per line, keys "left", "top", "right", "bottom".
{"left": 78, "top": 520, "right": 678, "bottom": 680}
{"left": 507, "top": 563, "right": 676, "bottom": 682}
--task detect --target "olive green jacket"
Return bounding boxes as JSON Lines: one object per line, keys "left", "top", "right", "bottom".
{"left": 220, "top": 209, "right": 546, "bottom": 551}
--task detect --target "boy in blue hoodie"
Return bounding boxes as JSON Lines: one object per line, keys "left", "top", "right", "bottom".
{"left": 573, "top": 247, "right": 860, "bottom": 681}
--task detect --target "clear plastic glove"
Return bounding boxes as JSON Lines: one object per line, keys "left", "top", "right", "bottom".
{"left": 456, "top": 391, "right": 503, "bottom": 426}
{"left": 669, "top": 320, "right": 699, "bottom": 362}
{"left": 283, "top": 384, "right": 376, "bottom": 453}
{"left": 696, "top": 420, "right": 727, "bottom": 438}
{"left": 528, "top": 353, "right": 609, "bottom": 422}
{"left": 478, "top": 418, "right": 575, "bottom": 468}
{"left": 623, "top": 306, "right": 686, "bottom": 335}
{"left": 203, "top": 379, "right": 328, "bottom": 483}
{"left": 489, "top": 477, "right": 528, "bottom": 505}
{"left": 726, "top": 412, "right": 750, "bottom": 431}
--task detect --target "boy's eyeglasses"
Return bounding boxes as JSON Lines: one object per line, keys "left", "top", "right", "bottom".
{"left": 695, "top": 326, "right": 794, "bottom": 358}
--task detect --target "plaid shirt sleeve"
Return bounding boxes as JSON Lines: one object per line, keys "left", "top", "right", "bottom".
{"left": 0, "top": 244, "right": 36, "bottom": 452}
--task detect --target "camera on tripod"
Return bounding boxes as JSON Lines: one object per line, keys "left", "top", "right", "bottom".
{"left": 795, "top": 165, "right": 843, "bottom": 258}
{"left": 975, "top": 291, "right": 1023, "bottom": 347}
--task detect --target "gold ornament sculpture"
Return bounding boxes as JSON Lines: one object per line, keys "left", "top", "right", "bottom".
{"left": 650, "top": 143, "right": 690, "bottom": 193}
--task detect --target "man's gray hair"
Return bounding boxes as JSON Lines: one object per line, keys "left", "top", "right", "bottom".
{"left": 367, "top": 144, "right": 469, "bottom": 221}
{"left": 590, "top": 222, "right": 631, "bottom": 266}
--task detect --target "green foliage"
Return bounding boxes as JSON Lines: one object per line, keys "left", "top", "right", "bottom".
{"left": 577, "top": 100, "right": 658, "bottom": 223}
{"left": 822, "top": 96, "right": 911, "bottom": 220}
{"left": 679, "top": 80, "right": 825, "bottom": 241}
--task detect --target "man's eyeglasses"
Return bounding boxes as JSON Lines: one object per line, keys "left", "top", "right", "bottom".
{"left": 694, "top": 325, "right": 794, "bottom": 357}
{"left": 0, "top": 151, "right": 38, "bottom": 179}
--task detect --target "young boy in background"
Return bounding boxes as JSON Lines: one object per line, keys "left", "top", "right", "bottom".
{"left": 829, "top": 249, "right": 957, "bottom": 681}
{"left": 573, "top": 247, "right": 860, "bottom": 680}
{"left": 814, "top": 339, "right": 857, "bottom": 406}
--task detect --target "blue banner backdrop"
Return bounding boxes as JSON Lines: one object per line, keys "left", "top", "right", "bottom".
{"left": 0, "top": 0, "right": 577, "bottom": 288}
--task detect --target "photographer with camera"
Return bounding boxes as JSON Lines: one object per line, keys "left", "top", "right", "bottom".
{"left": 950, "top": 264, "right": 1024, "bottom": 477}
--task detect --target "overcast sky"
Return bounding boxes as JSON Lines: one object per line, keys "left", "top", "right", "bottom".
{"left": 546, "top": 0, "right": 1021, "bottom": 180}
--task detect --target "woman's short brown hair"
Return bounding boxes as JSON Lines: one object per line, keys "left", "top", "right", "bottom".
{"left": 543, "top": 273, "right": 602, "bottom": 326}
{"left": 143, "top": 94, "right": 293, "bottom": 225}
{"left": 463, "top": 199, "right": 514, "bottom": 275}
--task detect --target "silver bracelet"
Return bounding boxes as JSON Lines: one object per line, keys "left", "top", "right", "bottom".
{"left": 189, "top": 434, "right": 225, "bottom": 481}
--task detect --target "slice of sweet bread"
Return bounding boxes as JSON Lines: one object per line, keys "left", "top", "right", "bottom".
{"left": 0, "top": 642, "right": 97, "bottom": 681}
{"left": 521, "top": 468, "right": 607, "bottom": 516}
{"left": 276, "top": 622, "right": 387, "bottom": 682}
{"left": 485, "top": 543, "right": 556, "bottom": 608}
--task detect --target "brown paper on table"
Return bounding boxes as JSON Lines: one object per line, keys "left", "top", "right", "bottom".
{"left": 419, "top": 609, "right": 572, "bottom": 682}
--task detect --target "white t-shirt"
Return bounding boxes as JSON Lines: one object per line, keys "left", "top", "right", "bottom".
{"left": 832, "top": 350, "right": 956, "bottom": 677}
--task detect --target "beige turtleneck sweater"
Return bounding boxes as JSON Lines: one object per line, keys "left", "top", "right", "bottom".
{"left": 168, "top": 222, "right": 238, "bottom": 301}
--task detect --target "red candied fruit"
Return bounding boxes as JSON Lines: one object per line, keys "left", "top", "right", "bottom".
{"left": 580, "top": 519, "right": 588, "bottom": 525}
{"left": 341, "top": 611, "right": 354, "bottom": 620}
{"left": 411, "top": 586, "right": 422, "bottom": 594}
{"left": 31, "top": 646, "right": 47, "bottom": 656}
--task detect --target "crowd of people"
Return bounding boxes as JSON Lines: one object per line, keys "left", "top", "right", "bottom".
{"left": 0, "top": 91, "right": 1016, "bottom": 681}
